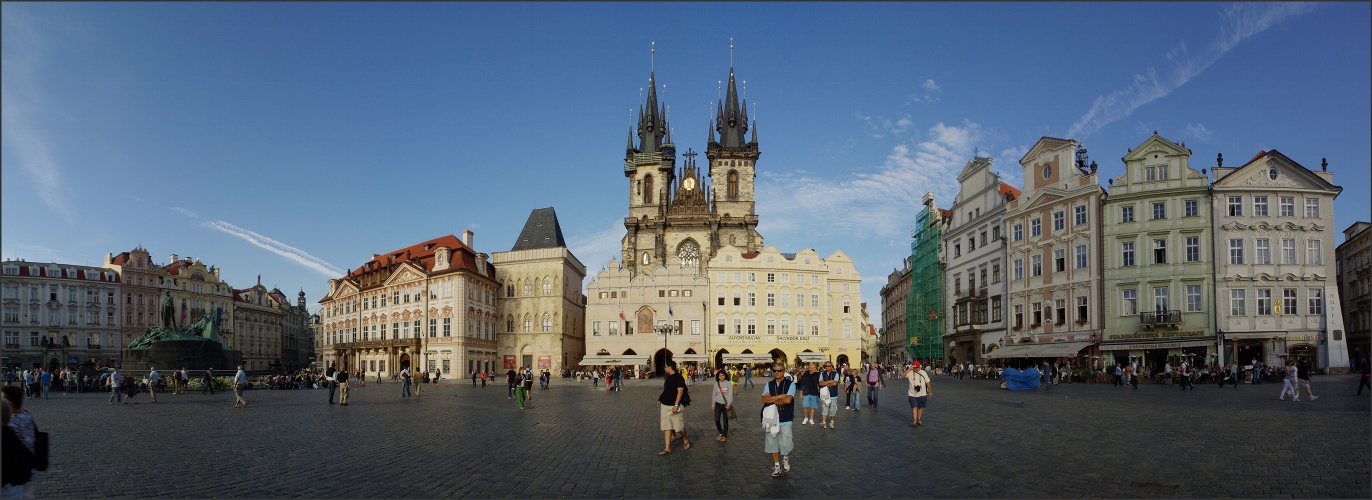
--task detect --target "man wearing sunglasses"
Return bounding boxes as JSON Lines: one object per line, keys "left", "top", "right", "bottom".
{"left": 762, "top": 362, "right": 796, "bottom": 478}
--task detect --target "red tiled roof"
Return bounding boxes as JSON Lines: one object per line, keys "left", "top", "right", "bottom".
{"left": 999, "top": 183, "right": 1022, "bottom": 198}
{"left": 165, "top": 262, "right": 183, "bottom": 275}
{"left": 110, "top": 252, "right": 131, "bottom": 265}
{"left": 322, "top": 234, "right": 496, "bottom": 302}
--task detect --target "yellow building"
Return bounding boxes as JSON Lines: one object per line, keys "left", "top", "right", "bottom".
{"left": 494, "top": 208, "right": 587, "bottom": 374}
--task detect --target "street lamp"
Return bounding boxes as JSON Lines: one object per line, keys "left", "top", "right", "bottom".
{"left": 655, "top": 321, "right": 680, "bottom": 375}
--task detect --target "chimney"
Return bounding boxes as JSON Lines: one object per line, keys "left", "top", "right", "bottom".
{"left": 462, "top": 230, "right": 475, "bottom": 248}
{"left": 170, "top": 254, "right": 178, "bottom": 263}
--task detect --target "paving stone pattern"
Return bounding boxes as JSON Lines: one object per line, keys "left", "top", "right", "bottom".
{"left": 17, "top": 373, "right": 1371, "bottom": 498}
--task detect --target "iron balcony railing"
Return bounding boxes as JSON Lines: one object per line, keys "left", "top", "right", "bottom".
{"left": 1141, "top": 309, "right": 1182, "bottom": 326}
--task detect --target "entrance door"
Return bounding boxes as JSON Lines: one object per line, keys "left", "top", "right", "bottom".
{"left": 1288, "top": 344, "right": 1316, "bottom": 367}
{"left": 653, "top": 349, "right": 673, "bottom": 377}
{"left": 1237, "top": 342, "right": 1263, "bottom": 367}
{"left": 399, "top": 353, "right": 410, "bottom": 371}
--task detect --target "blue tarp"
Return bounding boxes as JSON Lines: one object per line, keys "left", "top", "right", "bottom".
{"left": 1002, "top": 367, "right": 1041, "bottom": 390}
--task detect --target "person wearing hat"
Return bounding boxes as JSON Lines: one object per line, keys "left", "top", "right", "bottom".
{"left": 903, "top": 361, "right": 932, "bottom": 427}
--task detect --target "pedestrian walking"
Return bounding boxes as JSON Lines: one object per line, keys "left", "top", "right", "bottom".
{"left": 377, "top": 370, "right": 383, "bottom": 384}
{"left": 713, "top": 370, "right": 734, "bottom": 443}
{"left": 326, "top": 366, "right": 338, "bottom": 404}
{"left": 506, "top": 368, "right": 517, "bottom": 398}
{"left": 1113, "top": 364, "right": 1123, "bottom": 387}
{"left": 1128, "top": 364, "right": 1139, "bottom": 389}
{"left": 179, "top": 367, "right": 190, "bottom": 395}
{"left": 1042, "top": 362, "right": 1052, "bottom": 394}
{"left": 817, "top": 362, "right": 839, "bottom": 429}
{"left": 472, "top": 370, "right": 479, "bottom": 387}
{"left": 337, "top": 368, "right": 350, "bottom": 406}
{"left": 522, "top": 367, "right": 534, "bottom": 401}
{"left": 2, "top": 399, "right": 37, "bottom": 498}
{"left": 1278, "top": 361, "right": 1298, "bottom": 401}
{"left": 743, "top": 365, "right": 754, "bottom": 389}
{"left": 107, "top": 368, "right": 123, "bottom": 404}
{"left": 1179, "top": 360, "right": 1194, "bottom": 390}
{"left": 1357, "top": 357, "right": 1371, "bottom": 395}
{"left": 2, "top": 385, "right": 40, "bottom": 498}
{"left": 798, "top": 363, "right": 820, "bottom": 426}
{"left": 38, "top": 370, "right": 50, "bottom": 400}
{"left": 232, "top": 365, "right": 248, "bottom": 408}
{"left": 480, "top": 370, "right": 487, "bottom": 388}
{"left": 1295, "top": 360, "right": 1318, "bottom": 401}
{"left": 515, "top": 369, "right": 529, "bottom": 409}
{"left": 202, "top": 368, "right": 216, "bottom": 395}
{"left": 657, "top": 360, "right": 690, "bottom": 454}
{"left": 147, "top": 367, "right": 159, "bottom": 403}
{"left": 866, "top": 363, "right": 884, "bottom": 409}
{"left": 761, "top": 362, "right": 795, "bottom": 478}
{"left": 904, "top": 361, "right": 932, "bottom": 427}
{"left": 1251, "top": 360, "right": 1263, "bottom": 385}
{"left": 400, "top": 367, "right": 412, "bottom": 398}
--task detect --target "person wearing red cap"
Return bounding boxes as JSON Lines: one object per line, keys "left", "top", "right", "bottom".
{"left": 903, "top": 361, "right": 932, "bottom": 427}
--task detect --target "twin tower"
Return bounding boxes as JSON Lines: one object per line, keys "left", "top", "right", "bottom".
{"left": 621, "top": 60, "right": 763, "bottom": 276}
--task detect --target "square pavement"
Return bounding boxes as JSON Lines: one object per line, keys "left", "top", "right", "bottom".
{"left": 12, "top": 373, "right": 1370, "bottom": 498}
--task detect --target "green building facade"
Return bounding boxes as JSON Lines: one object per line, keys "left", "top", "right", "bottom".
{"left": 907, "top": 194, "right": 947, "bottom": 363}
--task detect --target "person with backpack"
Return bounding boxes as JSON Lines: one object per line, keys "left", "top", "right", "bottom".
{"left": 400, "top": 366, "right": 413, "bottom": 398}
{"left": 865, "top": 363, "right": 884, "bottom": 409}
{"left": 657, "top": 360, "right": 690, "bottom": 454}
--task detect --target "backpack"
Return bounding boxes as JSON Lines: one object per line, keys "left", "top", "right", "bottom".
{"left": 680, "top": 374, "right": 691, "bottom": 406}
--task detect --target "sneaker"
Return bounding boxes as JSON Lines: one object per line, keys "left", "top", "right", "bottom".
{"left": 844, "top": 406, "right": 851, "bottom": 410}
{"left": 1292, "top": 397, "right": 1300, "bottom": 402}
{"left": 828, "top": 421, "right": 835, "bottom": 429}
{"left": 1310, "top": 395, "right": 1319, "bottom": 401}
{"left": 771, "top": 463, "right": 782, "bottom": 478}
{"left": 782, "top": 455, "right": 791, "bottom": 473}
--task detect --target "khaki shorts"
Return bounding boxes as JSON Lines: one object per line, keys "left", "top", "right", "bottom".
{"left": 660, "top": 404, "right": 685, "bottom": 431}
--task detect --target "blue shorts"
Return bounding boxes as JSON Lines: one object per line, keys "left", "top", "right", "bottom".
{"left": 802, "top": 395, "right": 819, "bottom": 408}
{"left": 909, "top": 395, "right": 927, "bottom": 408}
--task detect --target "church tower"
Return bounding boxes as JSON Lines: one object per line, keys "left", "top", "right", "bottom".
{"left": 622, "top": 64, "right": 677, "bottom": 274}
{"left": 706, "top": 63, "right": 762, "bottom": 254}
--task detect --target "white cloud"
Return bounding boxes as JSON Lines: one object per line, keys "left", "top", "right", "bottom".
{"left": 757, "top": 120, "right": 983, "bottom": 241}
{"left": 171, "top": 207, "right": 199, "bottom": 218}
{"left": 568, "top": 219, "right": 626, "bottom": 274}
{"left": 922, "top": 79, "right": 940, "bottom": 91}
{"left": 1, "top": 8, "right": 72, "bottom": 225}
{"left": 1066, "top": 2, "right": 1315, "bottom": 138}
{"left": 200, "top": 220, "right": 345, "bottom": 278}
{"left": 855, "top": 111, "right": 914, "bottom": 139}
{"left": 1183, "top": 123, "right": 1214, "bottom": 142}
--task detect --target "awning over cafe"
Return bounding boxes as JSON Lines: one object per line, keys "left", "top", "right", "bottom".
{"left": 1034, "top": 341, "right": 1093, "bottom": 357}
{"left": 721, "top": 354, "right": 777, "bottom": 364}
{"left": 577, "top": 355, "right": 649, "bottom": 366}
{"left": 984, "top": 344, "right": 1039, "bottom": 359}
{"left": 796, "top": 352, "right": 830, "bottom": 363}
{"left": 673, "top": 354, "right": 709, "bottom": 363}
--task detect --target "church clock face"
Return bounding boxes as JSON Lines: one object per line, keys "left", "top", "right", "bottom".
{"left": 682, "top": 177, "right": 696, "bottom": 191}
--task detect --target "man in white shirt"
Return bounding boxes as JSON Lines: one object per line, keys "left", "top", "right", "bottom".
{"left": 904, "top": 361, "right": 932, "bottom": 427}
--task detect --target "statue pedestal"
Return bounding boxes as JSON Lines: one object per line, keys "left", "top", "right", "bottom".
{"left": 123, "top": 339, "right": 242, "bottom": 372}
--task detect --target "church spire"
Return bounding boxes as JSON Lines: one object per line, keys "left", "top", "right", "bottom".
{"left": 637, "top": 68, "right": 667, "bottom": 153}
{"left": 715, "top": 59, "right": 750, "bottom": 148}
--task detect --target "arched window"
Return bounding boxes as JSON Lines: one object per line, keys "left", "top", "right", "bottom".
{"left": 542, "top": 277, "right": 553, "bottom": 295}
{"left": 505, "top": 281, "right": 514, "bottom": 297}
{"left": 727, "top": 170, "right": 739, "bottom": 200}
{"left": 642, "top": 252, "right": 650, "bottom": 265}
{"left": 523, "top": 314, "right": 532, "bottom": 332}
{"left": 541, "top": 313, "right": 551, "bottom": 332}
{"left": 677, "top": 239, "right": 700, "bottom": 268}
{"left": 523, "top": 279, "right": 533, "bottom": 296}
{"left": 644, "top": 174, "right": 654, "bottom": 204}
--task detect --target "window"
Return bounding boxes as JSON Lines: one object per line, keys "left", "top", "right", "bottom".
{"left": 968, "top": 237, "right": 976, "bottom": 252}
{"left": 541, "top": 314, "right": 551, "bottom": 332}
{"left": 1013, "top": 224, "right": 1023, "bottom": 241}
{"left": 1280, "top": 197, "right": 1295, "bottom": 217}
{"left": 1158, "top": 165, "right": 1169, "bottom": 180}
{"left": 1013, "top": 259, "right": 1023, "bottom": 280}
{"left": 1122, "top": 242, "right": 1135, "bottom": 267}
{"left": 1053, "top": 211, "right": 1065, "bottom": 231}
{"left": 1186, "top": 285, "right": 1202, "bottom": 312}
{"left": 1075, "top": 206, "right": 1087, "bottom": 226}
{"left": 1153, "top": 287, "right": 1169, "bottom": 312}
{"left": 1184, "top": 200, "right": 1198, "bottom": 218}
{"left": 954, "top": 275, "right": 962, "bottom": 295}
{"left": 1256, "top": 289, "right": 1272, "bottom": 315}
{"left": 1076, "top": 296, "right": 1088, "bottom": 322}
{"left": 691, "top": 320, "right": 701, "bottom": 335}
{"left": 1013, "top": 305, "right": 1023, "bottom": 328}
{"left": 732, "top": 272, "right": 742, "bottom": 282}
{"left": 766, "top": 319, "right": 775, "bottom": 335}
{"left": 1253, "top": 196, "right": 1269, "bottom": 217}
{"left": 747, "top": 272, "right": 757, "bottom": 282}
{"left": 843, "top": 301, "right": 852, "bottom": 314}
{"left": 992, "top": 298, "right": 1002, "bottom": 322}
{"left": 1031, "top": 255, "right": 1042, "bottom": 277}
{"left": 1308, "top": 289, "right": 1323, "bottom": 315}
{"left": 766, "top": 273, "right": 776, "bottom": 283}
{"left": 1304, "top": 199, "right": 1319, "bottom": 218}
{"left": 1075, "top": 245, "right": 1087, "bottom": 269}
{"left": 1032, "top": 302, "right": 1043, "bottom": 325}
{"left": 1122, "top": 289, "right": 1138, "bottom": 315}
{"left": 1282, "top": 289, "right": 1297, "bottom": 315}
{"left": 780, "top": 294, "right": 790, "bottom": 308}
{"left": 747, "top": 292, "right": 756, "bottom": 307}
{"left": 1230, "top": 290, "right": 1246, "bottom": 316}
{"left": 953, "top": 242, "right": 961, "bottom": 258}
{"left": 522, "top": 316, "right": 532, "bottom": 332}
{"left": 717, "top": 293, "right": 725, "bottom": 306}
{"left": 992, "top": 225, "right": 1001, "bottom": 240}
{"left": 733, "top": 293, "right": 741, "bottom": 306}
{"left": 842, "top": 324, "right": 853, "bottom": 339}
{"left": 1150, "top": 239, "right": 1166, "bottom": 264}
{"left": 1030, "top": 218, "right": 1041, "bottom": 237}
{"left": 443, "top": 317, "right": 451, "bottom": 337}
{"left": 736, "top": 318, "right": 745, "bottom": 334}
{"left": 1121, "top": 206, "right": 1134, "bottom": 223}
{"left": 766, "top": 293, "right": 776, "bottom": 307}
{"left": 1227, "top": 196, "right": 1243, "bottom": 217}
{"left": 1145, "top": 166, "right": 1156, "bottom": 181}
{"left": 992, "top": 262, "right": 1001, "bottom": 283}
{"left": 1281, "top": 239, "right": 1297, "bottom": 264}
{"left": 1306, "top": 240, "right": 1322, "bottom": 265}
{"left": 1229, "top": 239, "right": 1245, "bottom": 264}
{"left": 1255, "top": 239, "right": 1271, "bottom": 264}
{"left": 1053, "top": 249, "right": 1066, "bottom": 273}
{"left": 1152, "top": 202, "right": 1166, "bottom": 220}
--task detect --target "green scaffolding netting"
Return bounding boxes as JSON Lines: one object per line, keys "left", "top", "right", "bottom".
{"left": 906, "top": 204, "right": 944, "bottom": 362}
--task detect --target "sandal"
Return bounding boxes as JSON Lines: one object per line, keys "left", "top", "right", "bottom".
{"left": 659, "top": 450, "right": 671, "bottom": 455}
{"left": 683, "top": 442, "right": 691, "bottom": 450}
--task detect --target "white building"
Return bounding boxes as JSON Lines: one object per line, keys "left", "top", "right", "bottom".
{"left": 494, "top": 207, "right": 587, "bottom": 375}
{"left": 1212, "top": 150, "right": 1348, "bottom": 373}
{"left": 943, "top": 155, "right": 1020, "bottom": 366}
{"left": 2, "top": 259, "right": 123, "bottom": 370}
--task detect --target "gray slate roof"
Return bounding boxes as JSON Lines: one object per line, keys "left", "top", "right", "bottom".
{"left": 511, "top": 207, "right": 567, "bottom": 251}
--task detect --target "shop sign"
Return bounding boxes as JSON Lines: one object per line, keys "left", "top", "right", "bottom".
{"left": 503, "top": 355, "right": 515, "bottom": 369}
{"left": 724, "top": 335, "right": 814, "bottom": 344}
{"left": 1285, "top": 335, "right": 1318, "bottom": 342}
{"left": 1108, "top": 330, "right": 1205, "bottom": 341}
{"left": 537, "top": 355, "right": 552, "bottom": 370}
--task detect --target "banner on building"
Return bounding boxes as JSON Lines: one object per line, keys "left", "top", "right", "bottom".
{"left": 503, "top": 355, "right": 515, "bottom": 369}
{"left": 538, "top": 355, "right": 552, "bottom": 370}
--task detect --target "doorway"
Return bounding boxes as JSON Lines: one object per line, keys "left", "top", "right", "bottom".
{"left": 399, "top": 353, "right": 410, "bottom": 371}
{"left": 1237, "top": 341, "right": 1264, "bottom": 367}
{"left": 653, "top": 349, "right": 673, "bottom": 376}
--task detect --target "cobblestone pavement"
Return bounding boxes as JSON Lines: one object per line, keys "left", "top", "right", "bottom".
{"left": 13, "top": 372, "right": 1370, "bottom": 498}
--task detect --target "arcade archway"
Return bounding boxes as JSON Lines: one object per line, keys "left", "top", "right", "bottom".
{"left": 654, "top": 349, "right": 673, "bottom": 376}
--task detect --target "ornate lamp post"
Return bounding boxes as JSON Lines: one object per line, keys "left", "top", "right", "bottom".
{"left": 655, "top": 321, "right": 680, "bottom": 375}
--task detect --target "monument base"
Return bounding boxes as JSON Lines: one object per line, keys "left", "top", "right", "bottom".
{"left": 123, "top": 339, "right": 242, "bottom": 372}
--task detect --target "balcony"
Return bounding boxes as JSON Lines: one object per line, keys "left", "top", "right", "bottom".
{"left": 3, "top": 342, "right": 19, "bottom": 350}
{"left": 1140, "top": 310, "right": 1182, "bottom": 328}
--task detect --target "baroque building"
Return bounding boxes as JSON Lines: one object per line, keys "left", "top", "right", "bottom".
{"left": 1212, "top": 150, "right": 1348, "bottom": 373}
{"left": 493, "top": 208, "right": 587, "bottom": 374}
{"left": 320, "top": 232, "right": 499, "bottom": 379}
{"left": 879, "top": 257, "right": 911, "bottom": 366}
{"left": 1101, "top": 134, "right": 1216, "bottom": 369}
{"left": 996, "top": 137, "right": 1104, "bottom": 363}
{"left": 1337, "top": 222, "right": 1370, "bottom": 362}
{"left": 2, "top": 259, "right": 123, "bottom": 369}
{"left": 158, "top": 255, "right": 236, "bottom": 352}
{"left": 942, "top": 156, "right": 1020, "bottom": 367}
{"left": 232, "top": 279, "right": 285, "bottom": 372}
{"left": 103, "top": 247, "right": 161, "bottom": 347}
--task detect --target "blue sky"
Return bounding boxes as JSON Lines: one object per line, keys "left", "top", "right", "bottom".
{"left": 3, "top": 2, "right": 1368, "bottom": 322}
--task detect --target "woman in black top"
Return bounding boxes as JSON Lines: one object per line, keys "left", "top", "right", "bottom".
{"left": 2, "top": 400, "right": 35, "bottom": 494}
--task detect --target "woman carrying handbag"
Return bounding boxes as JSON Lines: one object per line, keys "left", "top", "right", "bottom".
{"left": 712, "top": 370, "right": 735, "bottom": 442}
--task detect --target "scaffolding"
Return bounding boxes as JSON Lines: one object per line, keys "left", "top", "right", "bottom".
{"left": 906, "top": 203, "right": 944, "bottom": 363}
